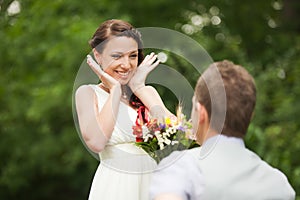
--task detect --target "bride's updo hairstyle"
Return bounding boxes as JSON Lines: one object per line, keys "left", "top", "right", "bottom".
{"left": 89, "top": 19, "right": 144, "bottom": 65}
{"left": 89, "top": 19, "right": 145, "bottom": 109}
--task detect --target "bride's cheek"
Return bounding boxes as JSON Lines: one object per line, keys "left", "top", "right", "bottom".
{"left": 130, "top": 72, "right": 135, "bottom": 79}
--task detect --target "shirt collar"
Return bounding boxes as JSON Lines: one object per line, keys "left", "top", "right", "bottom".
{"left": 205, "top": 134, "right": 244, "bottom": 146}
{"left": 199, "top": 134, "right": 245, "bottom": 159}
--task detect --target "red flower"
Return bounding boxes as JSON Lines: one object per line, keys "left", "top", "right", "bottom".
{"left": 132, "top": 124, "right": 143, "bottom": 141}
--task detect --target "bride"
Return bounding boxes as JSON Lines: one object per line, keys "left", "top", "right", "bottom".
{"left": 75, "top": 19, "right": 173, "bottom": 200}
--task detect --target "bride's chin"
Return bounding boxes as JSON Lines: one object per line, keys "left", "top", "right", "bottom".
{"left": 119, "top": 79, "right": 129, "bottom": 85}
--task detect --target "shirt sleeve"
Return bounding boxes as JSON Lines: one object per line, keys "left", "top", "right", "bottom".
{"left": 149, "top": 149, "right": 204, "bottom": 200}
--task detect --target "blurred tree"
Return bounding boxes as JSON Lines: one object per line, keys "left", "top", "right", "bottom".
{"left": 0, "top": 0, "right": 194, "bottom": 199}
{"left": 283, "top": 0, "right": 300, "bottom": 32}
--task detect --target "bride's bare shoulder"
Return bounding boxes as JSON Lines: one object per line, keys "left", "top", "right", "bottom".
{"left": 75, "top": 85, "right": 96, "bottom": 101}
{"left": 76, "top": 84, "right": 96, "bottom": 94}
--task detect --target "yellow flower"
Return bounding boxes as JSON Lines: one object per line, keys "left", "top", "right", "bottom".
{"left": 165, "top": 117, "right": 171, "bottom": 125}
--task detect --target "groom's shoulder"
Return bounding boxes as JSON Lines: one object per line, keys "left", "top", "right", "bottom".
{"left": 168, "top": 147, "right": 200, "bottom": 163}
{"left": 157, "top": 147, "right": 201, "bottom": 170}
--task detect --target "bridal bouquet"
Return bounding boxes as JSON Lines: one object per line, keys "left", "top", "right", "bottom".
{"left": 133, "top": 106, "right": 199, "bottom": 163}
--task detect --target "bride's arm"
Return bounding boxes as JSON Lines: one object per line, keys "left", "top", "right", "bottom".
{"left": 129, "top": 53, "right": 174, "bottom": 118}
{"left": 75, "top": 84, "right": 121, "bottom": 153}
{"left": 75, "top": 55, "right": 122, "bottom": 153}
{"left": 134, "top": 86, "right": 174, "bottom": 118}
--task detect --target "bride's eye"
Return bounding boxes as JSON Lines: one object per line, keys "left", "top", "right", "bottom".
{"left": 129, "top": 54, "right": 138, "bottom": 59}
{"left": 111, "top": 54, "right": 122, "bottom": 59}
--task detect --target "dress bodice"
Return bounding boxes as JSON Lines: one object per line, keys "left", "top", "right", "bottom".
{"left": 89, "top": 84, "right": 157, "bottom": 173}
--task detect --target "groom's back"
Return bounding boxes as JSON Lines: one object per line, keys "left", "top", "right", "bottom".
{"left": 195, "top": 137, "right": 295, "bottom": 200}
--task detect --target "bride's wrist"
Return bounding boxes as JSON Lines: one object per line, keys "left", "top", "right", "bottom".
{"left": 110, "top": 84, "right": 122, "bottom": 97}
{"left": 130, "top": 84, "right": 145, "bottom": 94}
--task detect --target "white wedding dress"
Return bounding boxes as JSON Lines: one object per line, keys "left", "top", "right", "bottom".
{"left": 88, "top": 85, "right": 157, "bottom": 200}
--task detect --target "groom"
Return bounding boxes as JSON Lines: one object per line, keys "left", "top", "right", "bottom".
{"left": 150, "top": 60, "right": 295, "bottom": 200}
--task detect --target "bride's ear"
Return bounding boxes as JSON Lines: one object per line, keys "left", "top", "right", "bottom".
{"left": 92, "top": 48, "right": 102, "bottom": 65}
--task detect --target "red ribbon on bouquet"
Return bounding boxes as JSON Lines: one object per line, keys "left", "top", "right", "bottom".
{"left": 132, "top": 105, "right": 149, "bottom": 142}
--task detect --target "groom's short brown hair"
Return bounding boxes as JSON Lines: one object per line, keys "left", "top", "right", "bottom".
{"left": 195, "top": 60, "right": 256, "bottom": 138}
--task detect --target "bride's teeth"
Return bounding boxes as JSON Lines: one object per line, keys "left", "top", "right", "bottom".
{"left": 118, "top": 71, "right": 129, "bottom": 76}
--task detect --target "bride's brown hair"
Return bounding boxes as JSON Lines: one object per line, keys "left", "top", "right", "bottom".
{"left": 89, "top": 19, "right": 145, "bottom": 109}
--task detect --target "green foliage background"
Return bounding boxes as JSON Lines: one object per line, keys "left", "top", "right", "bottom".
{"left": 0, "top": 0, "right": 299, "bottom": 199}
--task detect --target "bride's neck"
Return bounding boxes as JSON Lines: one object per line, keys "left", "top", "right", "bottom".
{"left": 99, "top": 83, "right": 134, "bottom": 105}
{"left": 121, "top": 85, "right": 130, "bottom": 99}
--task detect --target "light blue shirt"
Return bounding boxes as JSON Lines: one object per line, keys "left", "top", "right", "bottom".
{"left": 150, "top": 147, "right": 204, "bottom": 200}
{"left": 150, "top": 135, "right": 239, "bottom": 200}
{"left": 150, "top": 135, "right": 295, "bottom": 200}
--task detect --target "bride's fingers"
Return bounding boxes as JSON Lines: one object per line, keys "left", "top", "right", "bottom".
{"left": 87, "top": 55, "right": 104, "bottom": 76}
{"left": 148, "top": 59, "right": 160, "bottom": 72}
{"left": 148, "top": 54, "right": 158, "bottom": 64}
{"left": 140, "top": 53, "right": 158, "bottom": 66}
{"left": 142, "top": 56, "right": 158, "bottom": 69}
{"left": 139, "top": 55, "right": 150, "bottom": 66}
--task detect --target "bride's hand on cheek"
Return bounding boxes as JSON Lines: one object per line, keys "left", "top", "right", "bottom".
{"left": 128, "top": 52, "right": 160, "bottom": 92}
{"left": 87, "top": 55, "right": 120, "bottom": 91}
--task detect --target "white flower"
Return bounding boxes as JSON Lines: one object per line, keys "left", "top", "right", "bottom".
{"left": 171, "top": 140, "right": 179, "bottom": 145}
{"left": 154, "top": 133, "right": 165, "bottom": 150}
{"left": 159, "top": 143, "right": 165, "bottom": 150}
{"left": 173, "top": 129, "right": 177, "bottom": 134}
{"left": 163, "top": 138, "right": 171, "bottom": 145}
{"left": 143, "top": 133, "right": 153, "bottom": 142}
{"left": 155, "top": 131, "right": 164, "bottom": 143}
{"left": 154, "top": 130, "right": 161, "bottom": 137}
{"left": 163, "top": 131, "right": 170, "bottom": 137}
{"left": 142, "top": 125, "right": 150, "bottom": 136}
{"left": 170, "top": 126, "right": 177, "bottom": 134}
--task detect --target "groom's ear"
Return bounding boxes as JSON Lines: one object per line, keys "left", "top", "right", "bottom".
{"left": 198, "top": 103, "right": 208, "bottom": 124}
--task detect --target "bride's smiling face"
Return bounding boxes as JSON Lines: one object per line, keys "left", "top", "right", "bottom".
{"left": 94, "top": 36, "right": 139, "bottom": 85}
